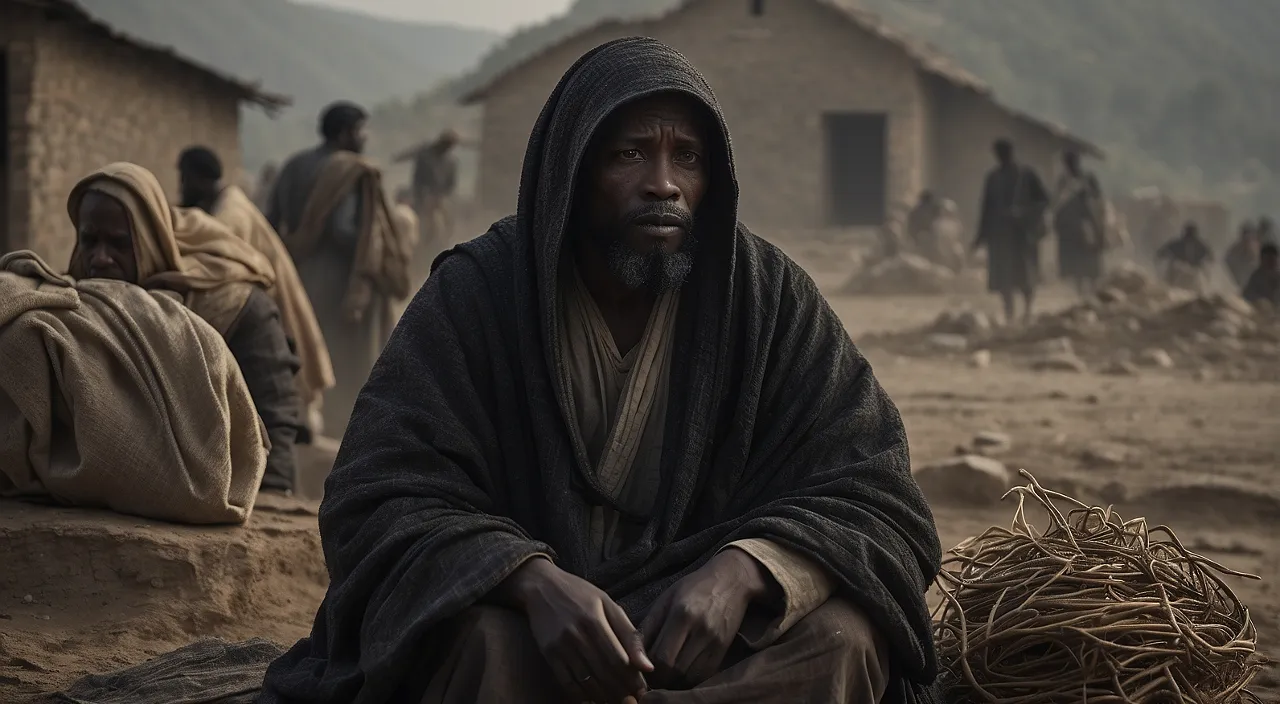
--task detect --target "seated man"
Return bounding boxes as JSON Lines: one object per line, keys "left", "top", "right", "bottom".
{"left": 178, "top": 146, "right": 336, "bottom": 440}
{"left": 261, "top": 39, "right": 942, "bottom": 704}
{"left": 1242, "top": 243, "right": 1280, "bottom": 309}
{"left": 0, "top": 250, "right": 266, "bottom": 524}
{"left": 67, "top": 162, "right": 304, "bottom": 495}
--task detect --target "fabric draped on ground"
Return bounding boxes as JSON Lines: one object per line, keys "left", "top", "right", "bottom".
{"left": 260, "top": 37, "right": 941, "bottom": 704}
{"left": 45, "top": 639, "right": 285, "bottom": 704}
{"left": 214, "top": 183, "right": 335, "bottom": 408}
{"left": 0, "top": 250, "right": 267, "bottom": 525}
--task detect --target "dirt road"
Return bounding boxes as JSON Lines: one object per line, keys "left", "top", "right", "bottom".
{"left": 2, "top": 277, "right": 1276, "bottom": 701}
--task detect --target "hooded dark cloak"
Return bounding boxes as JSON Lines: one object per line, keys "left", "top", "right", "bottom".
{"left": 260, "top": 37, "right": 942, "bottom": 704}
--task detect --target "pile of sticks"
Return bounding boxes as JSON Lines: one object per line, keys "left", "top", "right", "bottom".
{"left": 933, "top": 470, "right": 1264, "bottom": 703}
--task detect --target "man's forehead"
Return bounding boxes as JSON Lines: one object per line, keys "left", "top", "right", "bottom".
{"left": 600, "top": 93, "right": 708, "bottom": 137}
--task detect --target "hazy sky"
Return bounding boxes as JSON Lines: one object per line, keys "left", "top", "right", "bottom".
{"left": 296, "top": 0, "right": 574, "bottom": 33}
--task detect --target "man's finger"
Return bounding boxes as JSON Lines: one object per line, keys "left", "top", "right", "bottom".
{"left": 638, "top": 595, "right": 669, "bottom": 649}
{"left": 562, "top": 649, "right": 607, "bottom": 703}
{"left": 546, "top": 656, "right": 586, "bottom": 702}
{"left": 604, "top": 600, "right": 654, "bottom": 672}
{"left": 648, "top": 607, "right": 692, "bottom": 671}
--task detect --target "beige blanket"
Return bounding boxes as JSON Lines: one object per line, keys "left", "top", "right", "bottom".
{"left": 214, "top": 184, "right": 335, "bottom": 407}
{"left": 0, "top": 251, "right": 267, "bottom": 524}
{"left": 66, "top": 163, "right": 276, "bottom": 336}
{"left": 280, "top": 152, "right": 412, "bottom": 320}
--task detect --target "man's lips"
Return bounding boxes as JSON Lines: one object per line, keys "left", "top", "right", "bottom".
{"left": 633, "top": 213, "right": 687, "bottom": 237}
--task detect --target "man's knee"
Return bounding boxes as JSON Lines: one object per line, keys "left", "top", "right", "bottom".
{"left": 452, "top": 605, "right": 535, "bottom": 654}
{"left": 793, "top": 599, "right": 885, "bottom": 656}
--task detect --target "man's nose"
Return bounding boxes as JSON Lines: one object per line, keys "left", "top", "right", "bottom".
{"left": 642, "top": 159, "right": 682, "bottom": 202}
{"left": 89, "top": 246, "right": 114, "bottom": 267}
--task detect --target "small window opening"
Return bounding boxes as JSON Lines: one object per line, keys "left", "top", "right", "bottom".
{"left": 750, "top": 0, "right": 765, "bottom": 16}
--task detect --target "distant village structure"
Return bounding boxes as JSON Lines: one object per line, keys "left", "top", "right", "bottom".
{"left": 462, "top": 0, "right": 1102, "bottom": 234}
{"left": 0, "top": 0, "right": 285, "bottom": 264}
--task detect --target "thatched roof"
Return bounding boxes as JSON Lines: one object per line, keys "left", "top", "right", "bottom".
{"left": 458, "top": 0, "right": 1101, "bottom": 157}
{"left": 14, "top": 0, "right": 290, "bottom": 112}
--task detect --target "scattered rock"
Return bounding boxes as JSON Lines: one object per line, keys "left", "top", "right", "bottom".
{"left": 972, "top": 431, "right": 1012, "bottom": 456}
{"left": 22, "top": 594, "right": 33, "bottom": 604}
{"left": 1096, "top": 287, "right": 1127, "bottom": 305}
{"left": 969, "top": 349, "right": 991, "bottom": 369}
{"left": 1135, "top": 348, "right": 1175, "bottom": 369}
{"left": 932, "top": 309, "right": 993, "bottom": 337}
{"left": 912, "top": 455, "right": 1012, "bottom": 506}
{"left": 841, "top": 254, "right": 971, "bottom": 295}
{"left": 1034, "top": 337, "right": 1075, "bottom": 356}
{"left": 1101, "top": 359, "right": 1140, "bottom": 376}
{"left": 1081, "top": 442, "right": 1129, "bottom": 468}
{"left": 926, "top": 333, "right": 969, "bottom": 352}
{"left": 1032, "top": 353, "right": 1088, "bottom": 373}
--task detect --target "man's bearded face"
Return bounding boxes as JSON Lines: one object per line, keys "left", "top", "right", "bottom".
{"left": 578, "top": 93, "right": 710, "bottom": 293}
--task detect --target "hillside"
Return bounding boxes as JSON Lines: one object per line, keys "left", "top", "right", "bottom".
{"left": 77, "top": 0, "right": 499, "bottom": 170}
{"left": 433, "top": 0, "right": 1280, "bottom": 215}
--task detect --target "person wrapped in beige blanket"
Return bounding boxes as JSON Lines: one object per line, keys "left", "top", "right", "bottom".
{"left": 266, "top": 101, "right": 412, "bottom": 436}
{"left": 0, "top": 250, "right": 266, "bottom": 524}
{"left": 65, "top": 162, "right": 304, "bottom": 495}
{"left": 178, "top": 146, "right": 335, "bottom": 438}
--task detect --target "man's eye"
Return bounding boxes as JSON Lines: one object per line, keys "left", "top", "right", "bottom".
{"left": 619, "top": 149, "right": 642, "bottom": 160}
{"left": 676, "top": 150, "right": 700, "bottom": 164}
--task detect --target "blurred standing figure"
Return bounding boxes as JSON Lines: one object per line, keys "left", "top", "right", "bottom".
{"left": 253, "top": 161, "right": 279, "bottom": 211}
{"left": 1155, "top": 221, "right": 1214, "bottom": 292}
{"left": 1241, "top": 243, "right": 1280, "bottom": 309}
{"left": 1224, "top": 220, "right": 1260, "bottom": 289}
{"left": 1257, "top": 216, "right": 1277, "bottom": 246}
{"left": 393, "top": 129, "right": 460, "bottom": 272}
{"left": 975, "top": 139, "right": 1050, "bottom": 324}
{"left": 178, "top": 146, "right": 335, "bottom": 439}
{"left": 1052, "top": 150, "right": 1107, "bottom": 297}
{"left": 266, "top": 101, "right": 412, "bottom": 437}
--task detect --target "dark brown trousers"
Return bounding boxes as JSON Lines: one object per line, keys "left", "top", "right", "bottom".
{"left": 420, "top": 598, "right": 890, "bottom": 704}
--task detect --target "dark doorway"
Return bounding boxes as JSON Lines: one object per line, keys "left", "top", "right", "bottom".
{"left": 0, "top": 50, "right": 8, "bottom": 252}
{"left": 823, "top": 112, "right": 887, "bottom": 226}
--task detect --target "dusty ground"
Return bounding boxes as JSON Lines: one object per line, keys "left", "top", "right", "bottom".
{"left": 1, "top": 244, "right": 1276, "bottom": 701}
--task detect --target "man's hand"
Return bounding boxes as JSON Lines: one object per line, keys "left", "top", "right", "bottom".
{"left": 496, "top": 557, "right": 652, "bottom": 703}
{"left": 639, "top": 547, "right": 774, "bottom": 688}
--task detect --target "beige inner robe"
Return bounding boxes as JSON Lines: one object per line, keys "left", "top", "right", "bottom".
{"left": 558, "top": 269, "right": 834, "bottom": 648}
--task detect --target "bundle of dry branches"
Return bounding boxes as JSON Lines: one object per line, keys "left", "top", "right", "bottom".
{"left": 933, "top": 469, "right": 1265, "bottom": 703}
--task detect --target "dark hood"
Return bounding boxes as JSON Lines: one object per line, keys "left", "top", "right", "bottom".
{"left": 515, "top": 36, "right": 740, "bottom": 386}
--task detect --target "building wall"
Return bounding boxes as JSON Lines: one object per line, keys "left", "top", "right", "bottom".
{"left": 0, "top": 5, "right": 38, "bottom": 253}
{"left": 17, "top": 18, "right": 242, "bottom": 264}
{"left": 475, "top": 0, "right": 930, "bottom": 231}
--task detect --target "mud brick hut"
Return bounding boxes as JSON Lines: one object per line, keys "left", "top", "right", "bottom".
{"left": 460, "top": 0, "right": 1101, "bottom": 234}
{"left": 0, "top": 0, "right": 286, "bottom": 264}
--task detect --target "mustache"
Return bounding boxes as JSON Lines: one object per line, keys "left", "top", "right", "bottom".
{"left": 622, "top": 202, "right": 694, "bottom": 232}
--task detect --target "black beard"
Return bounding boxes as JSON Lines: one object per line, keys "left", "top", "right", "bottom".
{"left": 593, "top": 203, "right": 699, "bottom": 293}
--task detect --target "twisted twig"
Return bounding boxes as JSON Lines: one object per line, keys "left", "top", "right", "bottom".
{"left": 932, "top": 469, "right": 1265, "bottom": 703}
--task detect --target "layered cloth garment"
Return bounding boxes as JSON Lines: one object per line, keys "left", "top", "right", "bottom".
{"left": 66, "top": 163, "right": 303, "bottom": 493}
{"left": 1052, "top": 170, "right": 1107, "bottom": 280}
{"left": 976, "top": 163, "right": 1050, "bottom": 293}
{"left": 261, "top": 37, "right": 942, "bottom": 704}
{"left": 267, "top": 147, "right": 412, "bottom": 436}
{"left": 213, "top": 183, "right": 336, "bottom": 414}
{"left": 0, "top": 250, "right": 266, "bottom": 524}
